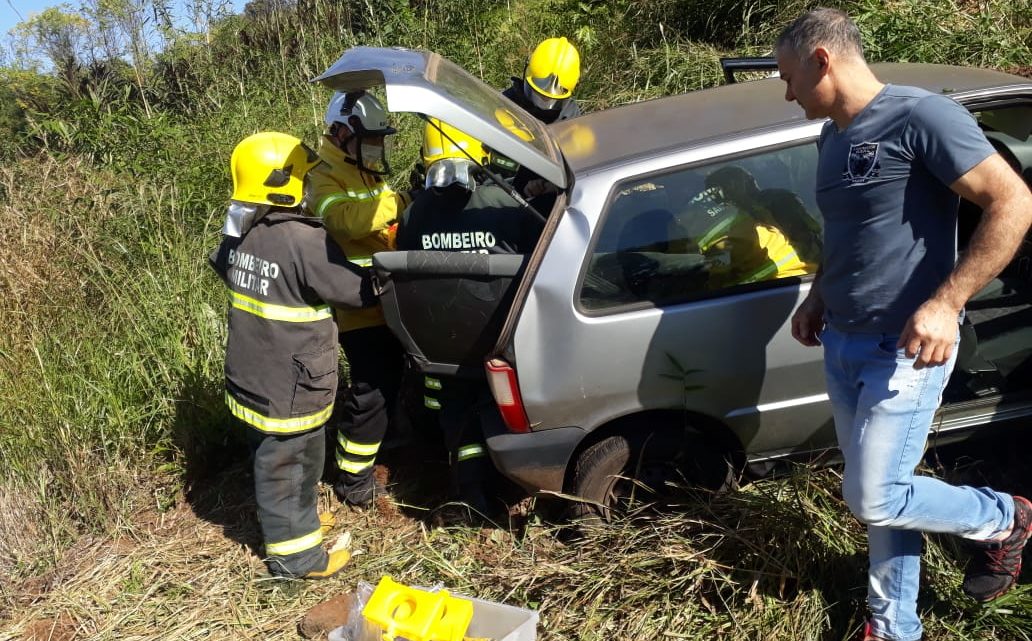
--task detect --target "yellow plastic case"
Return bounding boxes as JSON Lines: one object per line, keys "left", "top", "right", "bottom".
{"left": 362, "top": 576, "right": 474, "bottom": 641}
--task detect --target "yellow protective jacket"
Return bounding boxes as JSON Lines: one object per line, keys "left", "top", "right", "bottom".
{"left": 307, "top": 135, "right": 411, "bottom": 332}
{"left": 706, "top": 214, "right": 812, "bottom": 288}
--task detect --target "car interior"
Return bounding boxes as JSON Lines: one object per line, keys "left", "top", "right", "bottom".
{"left": 581, "top": 142, "right": 823, "bottom": 310}
{"left": 946, "top": 104, "right": 1032, "bottom": 402}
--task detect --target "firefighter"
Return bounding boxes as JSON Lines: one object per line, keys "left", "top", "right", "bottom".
{"left": 396, "top": 119, "right": 543, "bottom": 518}
{"left": 704, "top": 164, "right": 822, "bottom": 264}
{"left": 699, "top": 165, "right": 814, "bottom": 288}
{"left": 503, "top": 37, "right": 582, "bottom": 125}
{"left": 209, "top": 131, "right": 375, "bottom": 579}
{"left": 500, "top": 37, "right": 582, "bottom": 208}
{"left": 307, "top": 90, "right": 410, "bottom": 507}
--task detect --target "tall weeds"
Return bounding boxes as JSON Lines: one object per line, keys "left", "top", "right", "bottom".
{"left": 0, "top": 0, "right": 1029, "bottom": 635}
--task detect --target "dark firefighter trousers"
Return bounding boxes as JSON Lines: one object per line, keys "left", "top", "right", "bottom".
{"left": 335, "top": 325, "right": 404, "bottom": 500}
{"left": 424, "top": 375, "right": 495, "bottom": 500}
{"left": 242, "top": 422, "right": 327, "bottom": 577}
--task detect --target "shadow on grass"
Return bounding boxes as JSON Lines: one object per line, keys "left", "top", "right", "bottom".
{"left": 170, "top": 363, "right": 261, "bottom": 555}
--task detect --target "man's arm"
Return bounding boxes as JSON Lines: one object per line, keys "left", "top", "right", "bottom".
{"left": 310, "top": 177, "right": 411, "bottom": 249}
{"left": 899, "top": 153, "right": 1032, "bottom": 366}
{"left": 791, "top": 267, "right": 824, "bottom": 346}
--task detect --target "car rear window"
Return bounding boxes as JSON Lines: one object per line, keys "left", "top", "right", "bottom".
{"left": 580, "top": 141, "right": 823, "bottom": 310}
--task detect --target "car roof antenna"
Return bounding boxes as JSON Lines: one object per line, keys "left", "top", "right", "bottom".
{"left": 419, "top": 114, "right": 547, "bottom": 225}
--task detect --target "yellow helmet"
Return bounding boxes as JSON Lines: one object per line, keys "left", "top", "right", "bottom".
{"left": 421, "top": 119, "right": 488, "bottom": 191}
{"left": 525, "top": 37, "right": 580, "bottom": 103}
{"left": 421, "top": 118, "right": 487, "bottom": 167}
{"left": 230, "top": 132, "right": 321, "bottom": 207}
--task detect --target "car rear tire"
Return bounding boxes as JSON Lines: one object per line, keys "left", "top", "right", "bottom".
{"left": 567, "top": 426, "right": 734, "bottom": 522}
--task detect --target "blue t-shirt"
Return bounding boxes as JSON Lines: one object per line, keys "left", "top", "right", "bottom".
{"left": 816, "top": 84, "right": 994, "bottom": 334}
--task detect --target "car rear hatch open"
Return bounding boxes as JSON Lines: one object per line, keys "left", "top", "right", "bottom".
{"left": 312, "top": 47, "right": 565, "bottom": 377}
{"left": 312, "top": 46, "right": 565, "bottom": 188}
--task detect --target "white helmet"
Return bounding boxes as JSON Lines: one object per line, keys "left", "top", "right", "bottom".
{"left": 323, "top": 90, "right": 395, "bottom": 136}
{"left": 324, "top": 90, "right": 396, "bottom": 175}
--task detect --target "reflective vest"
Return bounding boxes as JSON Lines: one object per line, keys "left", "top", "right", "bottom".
{"left": 705, "top": 216, "right": 812, "bottom": 287}
{"left": 306, "top": 136, "right": 410, "bottom": 332}
{"left": 209, "top": 210, "right": 373, "bottom": 434}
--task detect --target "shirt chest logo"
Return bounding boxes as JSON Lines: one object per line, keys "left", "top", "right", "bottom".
{"left": 844, "top": 141, "right": 881, "bottom": 183}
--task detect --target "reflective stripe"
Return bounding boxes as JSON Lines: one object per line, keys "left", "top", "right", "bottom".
{"left": 336, "top": 451, "right": 375, "bottom": 473}
{"left": 226, "top": 393, "right": 332, "bottom": 434}
{"left": 266, "top": 528, "right": 323, "bottom": 556}
{"left": 457, "top": 443, "right": 486, "bottom": 462}
{"left": 348, "top": 256, "right": 373, "bottom": 267}
{"left": 742, "top": 261, "right": 778, "bottom": 284}
{"left": 424, "top": 376, "right": 442, "bottom": 390}
{"left": 697, "top": 215, "right": 740, "bottom": 252}
{"left": 230, "top": 290, "right": 332, "bottom": 323}
{"left": 424, "top": 395, "right": 441, "bottom": 410}
{"left": 315, "top": 186, "right": 389, "bottom": 217}
{"left": 741, "top": 233, "right": 802, "bottom": 284}
{"left": 339, "top": 436, "right": 380, "bottom": 457}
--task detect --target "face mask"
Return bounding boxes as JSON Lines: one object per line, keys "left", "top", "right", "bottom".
{"left": 222, "top": 201, "right": 266, "bottom": 237}
{"left": 524, "top": 81, "right": 561, "bottom": 112}
{"left": 358, "top": 138, "right": 391, "bottom": 175}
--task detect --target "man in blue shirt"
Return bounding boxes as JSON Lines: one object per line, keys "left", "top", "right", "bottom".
{"left": 777, "top": 8, "right": 1032, "bottom": 641}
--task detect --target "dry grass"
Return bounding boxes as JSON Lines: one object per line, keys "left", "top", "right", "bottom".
{"left": 3, "top": 439, "right": 1031, "bottom": 641}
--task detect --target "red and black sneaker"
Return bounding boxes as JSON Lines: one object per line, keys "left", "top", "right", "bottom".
{"left": 962, "top": 495, "right": 1032, "bottom": 602}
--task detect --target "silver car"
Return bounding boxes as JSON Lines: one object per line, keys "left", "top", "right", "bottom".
{"left": 314, "top": 48, "right": 1032, "bottom": 516}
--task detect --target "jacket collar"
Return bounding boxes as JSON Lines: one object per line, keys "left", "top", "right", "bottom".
{"left": 318, "top": 134, "right": 358, "bottom": 169}
{"left": 262, "top": 208, "right": 324, "bottom": 227}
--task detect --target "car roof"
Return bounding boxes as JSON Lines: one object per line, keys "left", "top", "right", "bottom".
{"left": 552, "top": 63, "right": 1032, "bottom": 175}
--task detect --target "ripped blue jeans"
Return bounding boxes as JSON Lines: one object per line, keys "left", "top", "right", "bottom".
{"left": 821, "top": 325, "right": 1014, "bottom": 641}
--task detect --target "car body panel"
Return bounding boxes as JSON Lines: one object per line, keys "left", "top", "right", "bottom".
{"left": 550, "top": 63, "right": 1031, "bottom": 175}
{"left": 515, "top": 125, "right": 831, "bottom": 456}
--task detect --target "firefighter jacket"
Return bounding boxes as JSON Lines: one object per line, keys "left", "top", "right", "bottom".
{"left": 395, "top": 183, "right": 543, "bottom": 254}
{"left": 306, "top": 136, "right": 411, "bottom": 333}
{"left": 209, "top": 209, "right": 375, "bottom": 435}
{"left": 705, "top": 214, "right": 812, "bottom": 288}
{"left": 502, "top": 76, "right": 582, "bottom": 124}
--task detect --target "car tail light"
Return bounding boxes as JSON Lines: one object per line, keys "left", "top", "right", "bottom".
{"left": 485, "top": 358, "right": 530, "bottom": 433}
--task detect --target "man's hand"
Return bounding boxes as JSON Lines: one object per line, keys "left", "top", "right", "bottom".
{"left": 898, "top": 297, "right": 959, "bottom": 368}
{"left": 791, "top": 292, "right": 825, "bottom": 347}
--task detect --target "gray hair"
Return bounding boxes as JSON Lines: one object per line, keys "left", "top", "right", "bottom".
{"left": 776, "top": 7, "right": 864, "bottom": 61}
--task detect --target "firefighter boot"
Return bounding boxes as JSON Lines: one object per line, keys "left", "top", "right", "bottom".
{"left": 304, "top": 549, "right": 351, "bottom": 580}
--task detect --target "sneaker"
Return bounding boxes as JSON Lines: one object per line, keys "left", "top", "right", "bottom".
{"left": 304, "top": 549, "right": 351, "bottom": 580}
{"left": 857, "top": 620, "right": 889, "bottom": 641}
{"left": 962, "top": 495, "right": 1032, "bottom": 602}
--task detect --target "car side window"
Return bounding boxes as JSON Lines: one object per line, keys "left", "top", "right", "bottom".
{"left": 580, "top": 142, "right": 823, "bottom": 311}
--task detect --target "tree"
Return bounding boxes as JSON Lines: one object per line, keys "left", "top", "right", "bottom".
{"left": 83, "top": 0, "right": 156, "bottom": 116}
{"left": 13, "top": 5, "right": 90, "bottom": 95}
